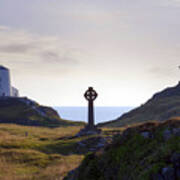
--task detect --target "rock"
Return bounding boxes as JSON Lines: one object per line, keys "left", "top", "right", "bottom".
{"left": 76, "top": 137, "right": 108, "bottom": 153}
{"left": 68, "top": 169, "right": 76, "bottom": 176}
{"left": 170, "top": 153, "right": 180, "bottom": 179}
{"left": 176, "top": 167, "right": 180, "bottom": 179}
{"left": 141, "top": 131, "right": 152, "bottom": 139}
{"left": 89, "top": 148, "right": 96, "bottom": 151}
{"left": 104, "top": 167, "right": 119, "bottom": 180}
{"left": 19, "top": 97, "right": 37, "bottom": 106}
{"left": 96, "top": 138, "right": 107, "bottom": 149}
{"left": 152, "top": 173, "right": 164, "bottom": 180}
{"left": 122, "top": 128, "right": 132, "bottom": 137}
{"left": 172, "top": 128, "right": 180, "bottom": 136}
{"left": 170, "top": 153, "right": 180, "bottom": 167}
{"left": 96, "top": 142, "right": 105, "bottom": 149}
{"left": 162, "top": 167, "right": 175, "bottom": 180}
{"left": 163, "top": 129, "right": 172, "bottom": 141}
{"left": 64, "top": 168, "right": 78, "bottom": 180}
{"left": 76, "top": 130, "right": 97, "bottom": 137}
{"left": 75, "top": 126, "right": 101, "bottom": 137}
{"left": 77, "top": 142, "right": 86, "bottom": 147}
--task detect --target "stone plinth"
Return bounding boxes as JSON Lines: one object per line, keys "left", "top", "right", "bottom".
{"left": 76, "top": 125, "right": 101, "bottom": 137}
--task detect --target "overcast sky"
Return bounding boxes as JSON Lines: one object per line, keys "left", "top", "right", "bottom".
{"left": 0, "top": 0, "right": 180, "bottom": 106}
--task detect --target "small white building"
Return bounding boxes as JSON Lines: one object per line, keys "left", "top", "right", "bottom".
{"left": 11, "top": 86, "right": 19, "bottom": 97}
{"left": 0, "top": 65, "right": 19, "bottom": 97}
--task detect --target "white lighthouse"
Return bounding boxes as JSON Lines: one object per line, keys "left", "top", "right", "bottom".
{"left": 0, "top": 65, "right": 19, "bottom": 97}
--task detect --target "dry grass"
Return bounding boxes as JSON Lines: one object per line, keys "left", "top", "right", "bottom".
{"left": 101, "top": 118, "right": 180, "bottom": 138}
{"left": 0, "top": 119, "right": 179, "bottom": 179}
{"left": 122, "top": 117, "right": 180, "bottom": 132}
{"left": 0, "top": 124, "right": 83, "bottom": 139}
{"left": 0, "top": 124, "right": 84, "bottom": 180}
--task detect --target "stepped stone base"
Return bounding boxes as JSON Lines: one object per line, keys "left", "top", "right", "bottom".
{"left": 75, "top": 125, "right": 101, "bottom": 137}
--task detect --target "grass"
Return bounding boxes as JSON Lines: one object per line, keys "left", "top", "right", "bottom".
{"left": 0, "top": 124, "right": 85, "bottom": 180}
{"left": 0, "top": 124, "right": 119, "bottom": 180}
{"left": 0, "top": 97, "right": 85, "bottom": 127}
{"left": 75, "top": 119, "right": 180, "bottom": 180}
{"left": 1, "top": 119, "right": 178, "bottom": 180}
{"left": 0, "top": 123, "right": 121, "bottom": 180}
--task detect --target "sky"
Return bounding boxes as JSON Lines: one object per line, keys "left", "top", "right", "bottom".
{"left": 0, "top": 0, "right": 180, "bottom": 107}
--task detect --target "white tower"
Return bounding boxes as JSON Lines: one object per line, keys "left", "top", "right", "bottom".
{"left": 0, "top": 66, "right": 11, "bottom": 96}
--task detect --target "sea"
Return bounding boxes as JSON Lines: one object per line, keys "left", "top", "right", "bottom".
{"left": 54, "top": 106, "right": 134, "bottom": 124}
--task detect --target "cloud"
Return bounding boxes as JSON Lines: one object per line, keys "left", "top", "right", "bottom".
{"left": 0, "top": 43, "right": 37, "bottom": 54}
{"left": 0, "top": 27, "right": 79, "bottom": 74}
{"left": 160, "top": 0, "right": 180, "bottom": 6}
{"left": 0, "top": 26, "right": 9, "bottom": 31}
{"left": 169, "top": 0, "right": 180, "bottom": 3}
{"left": 41, "top": 51, "right": 77, "bottom": 65}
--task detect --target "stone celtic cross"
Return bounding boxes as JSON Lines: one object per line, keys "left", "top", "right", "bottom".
{"left": 84, "top": 87, "right": 98, "bottom": 128}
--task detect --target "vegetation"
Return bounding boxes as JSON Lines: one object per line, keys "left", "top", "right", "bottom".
{"left": 73, "top": 119, "right": 180, "bottom": 180}
{"left": 0, "top": 124, "right": 85, "bottom": 180}
{"left": 0, "top": 97, "right": 85, "bottom": 127}
{"left": 0, "top": 123, "right": 117, "bottom": 180}
{"left": 0, "top": 119, "right": 179, "bottom": 180}
{"left": 1, "top": 96, "right": 180, "bottom": 180}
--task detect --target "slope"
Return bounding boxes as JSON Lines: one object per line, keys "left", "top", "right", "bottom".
{"left": 99, "top": 82, "right": 180, "bottom": 127}
{"left": 0, "top": 97, "right": 84, "bottom": 127}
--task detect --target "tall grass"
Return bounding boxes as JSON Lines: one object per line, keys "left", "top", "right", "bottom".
{"left": 0, "top": 124, "right": 84, "bottom": 180}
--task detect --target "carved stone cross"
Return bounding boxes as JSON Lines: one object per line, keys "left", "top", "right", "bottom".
{"left": 84, "top": 87, "right": 98, "bottom": 128}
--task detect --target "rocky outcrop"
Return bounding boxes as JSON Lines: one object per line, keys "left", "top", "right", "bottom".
{"left": 65, "top": 119, "right": 180, "bottom": 180}
{"left": 76, "top": 136, "right": 110, "bottom": 153}
{"left": 75, "top": 125, "right": 101, "bottom": 137}
{"left": 153, "top": 155, "right": 180, "bottom": 180}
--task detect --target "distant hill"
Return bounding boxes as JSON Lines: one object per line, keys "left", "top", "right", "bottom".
{"left": 0, "top": 97, "right": 85, "bottom": 127}
{"left": 98, "top": 82, "right": 180, "bottom": 127}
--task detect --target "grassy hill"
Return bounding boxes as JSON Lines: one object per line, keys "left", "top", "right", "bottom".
{"left": 69, "top": 118, "right": 180, "bottom": 180}
{"left": 0, "top": 97, "right": 85, "bottom": 127}
{"left": 98, "top": 82, "right": 180, "bottom": 127}
{"left": 0, "top": 123, "right": 115, "bottom": 180}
